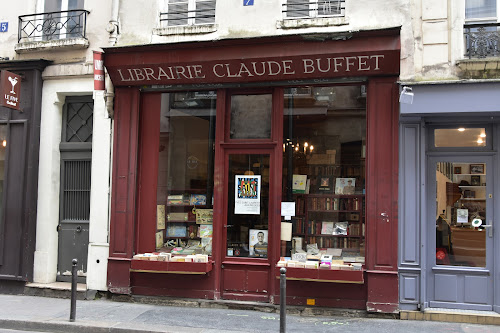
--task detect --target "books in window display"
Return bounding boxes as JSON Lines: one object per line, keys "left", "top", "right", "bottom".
{"left": 167, "top": 195, "right": 186, "bottom": 205}
{"left": 166, "top": 225, "right": 187, "bottom": 237}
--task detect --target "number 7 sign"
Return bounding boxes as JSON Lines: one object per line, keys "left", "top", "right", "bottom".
{"left": 244, "top": 0, "right": 254, "bottom": 6}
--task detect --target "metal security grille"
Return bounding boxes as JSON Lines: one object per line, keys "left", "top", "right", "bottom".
{"left": 62, "top": 160, "right": 91, "bottom": 221}
{"left": 65, "top": 99, "right": 93, "bottom": 143}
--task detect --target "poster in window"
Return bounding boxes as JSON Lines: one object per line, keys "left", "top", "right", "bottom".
{"left": 249, "top": 229, "right": 268, "bottom": 258}
{"left": 234, "top": 175, "right": 261, "bottom": 215}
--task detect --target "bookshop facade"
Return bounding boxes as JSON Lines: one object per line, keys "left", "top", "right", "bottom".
{"left": 104, "top": 30, "right": 400, "bottom": 312}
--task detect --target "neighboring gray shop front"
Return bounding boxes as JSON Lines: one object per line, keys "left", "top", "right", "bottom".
{"left": 398, "top": 80, "right": 500, "bottom": 313}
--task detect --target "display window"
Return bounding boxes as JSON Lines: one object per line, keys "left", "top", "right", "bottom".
{"left": 279, "top": 85, "right": 366, "bottom": 270}
{"left": 150, "top": 91, "right": 217, "bottom": 259}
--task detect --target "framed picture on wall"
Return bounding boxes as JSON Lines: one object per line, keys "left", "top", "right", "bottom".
{"left": 471, "top": 175, "right": 481, "bottom": 186}
{"left": 470, "top": 164, "right": 484, "bottom": 174}
{"left": 453, "top": 166, "right": 461, "bottom": 174}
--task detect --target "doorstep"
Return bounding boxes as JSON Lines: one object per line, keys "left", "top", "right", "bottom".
{"left": 400, "top": 308, "right": 500, "bottom": 325}
{"left": 24, "top": 282, "right": 95, "bottom": 300}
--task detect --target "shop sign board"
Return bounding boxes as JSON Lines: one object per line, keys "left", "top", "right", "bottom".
{"left": 104, "top": 33, "right": 401, "bottom": 87}
{"left": 108, "top": 52, "right": 397, "bottom": 87}
{"left": 0, "top": 70, "right": 21, "bottom": 111}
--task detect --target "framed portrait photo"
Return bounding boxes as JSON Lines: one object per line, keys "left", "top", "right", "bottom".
{"left": 453, "top": 166, "right": 461, "bottom": 174}
{"left": 470, "top": 164, "right": 484, "bottom": 174}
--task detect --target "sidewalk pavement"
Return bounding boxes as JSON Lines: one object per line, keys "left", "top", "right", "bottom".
{"left": 0, "top": 294, "right": 500, "bottom": 333}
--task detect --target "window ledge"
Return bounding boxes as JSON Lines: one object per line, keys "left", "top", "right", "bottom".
{"left": 457, "top": 58, "right": 500, "bottom": 79}
{"left": 277, "top": 17, "right": 348, "bottom": 29}
{"left": 457, "top": 58, "right": 500, "bottom": 70}
{"left": 153, "top": 24, "right": 218, "bottom": 36}
{"left": 15, "top": 37, "right": 89, "bottom": 54}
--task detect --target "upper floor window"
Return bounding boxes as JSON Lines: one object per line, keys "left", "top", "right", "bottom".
{"left": 466, "top": 0, "right": 497, "bottom": 21}
{"left": 161, "top": 0, "right": 216, "bottom": 27}
{"left": 283, "top": 0, "right": 345, "bottom": 19}
{"left": 463, "top": 0, "right": 499, "bottom": 58}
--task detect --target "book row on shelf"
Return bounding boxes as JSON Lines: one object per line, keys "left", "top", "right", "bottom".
{"left": 305, "top": 236, "right": 363, "bottom": 249}
{"left": 292, "top": 218, "right": 365, "bottom": 236}
{"left": 309, "top": 196, "right": 361, "bottom": 211}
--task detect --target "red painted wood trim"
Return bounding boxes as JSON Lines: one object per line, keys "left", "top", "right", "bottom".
{"left": 365, "top": 77, "right": 399, "bottom": 312}
{"left": 222, "top": 261, "right": 271, "bottom": 267}
{"left": 109, "top": 87, "right": 140, "bottom": 257}
{"left": 212, "top": 89, "right": 226, "bottom": 299}
{"left": 108, "top": 87, "right": 140, "bottom": 293}
{"left": 277, "top": 267, "right": 364, "bottom": 283}
{"left": 136, "top": 93, "right": 162, "bottom": 254}
{"left": 130, "top": 260, "right": 213, "bottom": 273}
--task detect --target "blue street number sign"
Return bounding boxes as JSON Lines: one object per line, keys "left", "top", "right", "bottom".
{"left": 244, "top": 0, "right": 254, "bottom": 6}
{"left": 0, "top": 22, "right": 8, "bottom": 32}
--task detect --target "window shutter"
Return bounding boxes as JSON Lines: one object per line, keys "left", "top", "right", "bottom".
{"left": 195, "top": 0, "right": 216, "bottom": 24}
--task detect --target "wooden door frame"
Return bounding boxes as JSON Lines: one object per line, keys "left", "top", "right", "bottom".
{"left": 213, "top": 88, "right": 283, "bottom": 302}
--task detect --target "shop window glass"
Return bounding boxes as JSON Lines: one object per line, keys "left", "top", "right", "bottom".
{"left": 226, "top": 154, "right": 270, "bottom": 258}
{"left": 435, "top": 161, "right": 487, "bottom": 267}
{"left": 230, "top": 94, "right": 272, "bottom": 139}
{"left": 434, "top": 128, "right": 486, "bottom": 147}
{"left": 156, "top": 91, "right": 216, "bottom": 255}
{"left": 282, "top": 85, "right": 366, "bottom": 266}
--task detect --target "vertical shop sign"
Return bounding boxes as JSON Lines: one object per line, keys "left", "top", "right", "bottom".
{"left": 93, "top": 51, "right": 105, "bottom": 91}
{"left": 0, "top": 70, "right": 21, "bottom": 111}
{"left": 234, "top": 175, "right": 261, "bottom": 215}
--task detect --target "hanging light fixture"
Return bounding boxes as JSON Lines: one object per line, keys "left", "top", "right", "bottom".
{"left": 2, "top": 139, "right": 5, "bottom": 147}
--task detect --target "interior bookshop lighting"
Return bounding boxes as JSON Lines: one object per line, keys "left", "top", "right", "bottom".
{"left": 458, "top": 128, "right": 465, "bottom": 132}
{"left": 284, "top": 139, "right": 314, "bottom": 153}
{"left": 2, "top": 140, "right": 5, "bottom": 147}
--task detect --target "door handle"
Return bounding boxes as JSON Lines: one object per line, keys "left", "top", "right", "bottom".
{"left": 483, "top": 224, "right": 493, "bottom": 238}
{"left": 76, "top": 225, "right": 82, "bottom": 233}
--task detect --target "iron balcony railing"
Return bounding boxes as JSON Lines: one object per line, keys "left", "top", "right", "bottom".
{"left": 282, "top": 0, "right": 345, "bottom": 19}
{"left": 18, "top": 9, "right": 89, "bottom": 43}
{"left": 464, "top": 22, "right": 500, "bottom": 59}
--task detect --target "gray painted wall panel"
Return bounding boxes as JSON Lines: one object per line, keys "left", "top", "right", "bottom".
{"left": 435, "top": 274, "right": 458, "bottom": 302}
{"left": 401, "top": 125, "right": 420, "bottom": 264}
{"left": 464, "top": 276, "right": 488, "bottom": 304}
{"left": 401, "top": 274, "right": 418, "bottom": 302}
{"left": 400, "top": 83, "right": 500, "bottom": 115}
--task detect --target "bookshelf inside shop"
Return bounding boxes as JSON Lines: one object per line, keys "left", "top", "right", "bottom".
{"left": 278, "top": 135, "right": 366, "bottom": 281}
{"left": 292, "top": 194, "right": 365, "bottom": 258}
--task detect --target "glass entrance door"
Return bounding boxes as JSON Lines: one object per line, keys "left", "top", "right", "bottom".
{"left": 428, "top": 156, "right": 494, "bottom": 310}
{"left": 226, "top": 153, "right": 270, "bottom": 258}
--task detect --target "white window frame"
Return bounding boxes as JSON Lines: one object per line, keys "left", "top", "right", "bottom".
{"left": 283, "top": 0, "right": 344, "bottom": 20}
{"left": 162, "top": 0, "right": 215, "bottom": 27}
{"left": 465, "top": 0, "right": 499, "bottom": 23}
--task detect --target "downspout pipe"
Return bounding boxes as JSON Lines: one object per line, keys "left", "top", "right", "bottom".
{"left": 106, "top": 0, "right": 119, "bottom": 46}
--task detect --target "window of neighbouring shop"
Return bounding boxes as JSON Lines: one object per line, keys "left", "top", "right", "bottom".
{"left": 152, "top": 91, "right": 217, "bottom": 259}
{"left": 280, "top": 84, "right": 367, "bottom": 269}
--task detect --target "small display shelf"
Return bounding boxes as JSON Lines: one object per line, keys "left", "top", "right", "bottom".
{"left": 130, "top": 260, "right": 213, "bottom": 274}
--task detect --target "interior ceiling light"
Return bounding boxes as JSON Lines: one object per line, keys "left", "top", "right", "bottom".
{"left": 477, "top": 138, "right": 484, "bottom": 144}
{"left": 458, "top": 128, "right": 465, "bottom": 132}
{"left": 480, "top": 133, "right": 486, "bottom": 138}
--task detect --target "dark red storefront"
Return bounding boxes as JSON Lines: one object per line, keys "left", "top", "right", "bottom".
{"left": 104, "top": 29, "right": 400, "bottom": 313}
